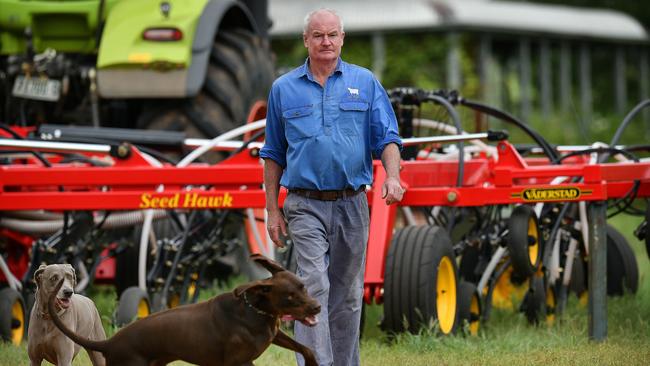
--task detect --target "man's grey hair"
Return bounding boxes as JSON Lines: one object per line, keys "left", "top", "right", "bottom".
{"left": 303, "top": 8, "right": 344, "bottom": 35}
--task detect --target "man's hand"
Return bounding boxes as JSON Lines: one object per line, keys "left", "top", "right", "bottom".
{"left": 266, "top": 208, "right": 288, "bottom": 248}
{"left": 382, "top": 176, "right": 405, "bottom": 205}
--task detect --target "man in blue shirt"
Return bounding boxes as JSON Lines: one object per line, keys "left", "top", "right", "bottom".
{"left": 260, "top": 8, "right": 404, "bottom": 366}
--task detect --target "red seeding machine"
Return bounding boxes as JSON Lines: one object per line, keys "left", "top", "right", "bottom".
{"left": 1, "top": 90, "right": 649, "bottom": 345}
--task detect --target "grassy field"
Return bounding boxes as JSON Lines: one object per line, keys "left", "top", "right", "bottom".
{"left": 2, "top": 214, "right": 649, "bottom": 365}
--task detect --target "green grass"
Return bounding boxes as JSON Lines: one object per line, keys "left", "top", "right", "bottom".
{"left": 2, "top": 214, "right": 649, "bottom": 365}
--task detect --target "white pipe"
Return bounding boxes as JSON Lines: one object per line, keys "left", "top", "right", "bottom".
{"left": 412, "top": 118, "right": 495, "bottom": 154}
{"left": 177, "top": 120, "right": 266, "bottom": 168}
{"left": 579, "top": 201, "right": 589, "bottom": 255}
{"left": 477, "top": 246, "right": 507, "bottom": 296}
{"left": 137, "top": 121, "right": 267, "bottom": 290}
{"left": 400, "top": 206, "right": 418, "bottom": 226}
{"left": 562, "top": 237, "right": 579, "bottom": 287}
{"left": 549, "top": 230, "right": 563, "bottom": 284}
{"left": 138, "top": 152, "right": 165, "bottom": 291}
{"left": 0, "top": 256, "right": 21, "bottom": 291}
{"left": 75, "top": 261, "right": 89, "bottom": 293}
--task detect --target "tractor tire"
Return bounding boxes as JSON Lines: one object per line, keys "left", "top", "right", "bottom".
{"left": 606, "top": 225, "right": 638, "bottom": 296}
{"left": 458, "top": 245, "right": 481, "bottom": 283}
{"left": 569, "top": 254, "right": 587, "bottom": 298}
{"left": 115, "top": 286, "right": 151, "bottom": 327}
{"left": 521, "top": 276, "right": 547, "bottom": 326}
{"left": 644, "top": 200, "right": 650, "bottom": 259}
{"left": 383, "top": 225, "right": 458, "bottom": 335}
{"left": 137, "top": 28, "right": 274, "bottom": 157}
{"left": 457, "top": 281, "right": 481, "bottom": 336}
{"left": 0, "top": 287, "right": 26, "bottom": 345}
{"left": 507, "top": 205, "right": 541, "bottom": 279}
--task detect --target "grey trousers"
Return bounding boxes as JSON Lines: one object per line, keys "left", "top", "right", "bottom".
{"left": 283, "top": 192, "right": 369, "bottom": 366}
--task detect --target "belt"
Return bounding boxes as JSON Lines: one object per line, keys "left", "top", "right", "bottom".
{"left": 289, "top": 188, "right": 364, "bottom": 201}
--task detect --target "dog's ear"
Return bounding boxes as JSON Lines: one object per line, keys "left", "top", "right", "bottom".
{"left": 34, "top": 264, "right": 47, "bottom": 287}
{"left": 250, "top": 254, "right": 285, "bottom": 275}
{"left": 65, "top": 264, "right": 77, "bottom": 287}
{"left": 233, "top": 280, "right": 273, "bottom": 298}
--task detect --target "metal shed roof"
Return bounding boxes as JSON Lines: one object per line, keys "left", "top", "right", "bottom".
{"left": 269, "top": 0, "right": 648, "bottom": 42}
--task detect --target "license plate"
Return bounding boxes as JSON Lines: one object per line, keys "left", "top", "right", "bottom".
{"left": 12, "top": 75, "right": 61, "bottom": 102}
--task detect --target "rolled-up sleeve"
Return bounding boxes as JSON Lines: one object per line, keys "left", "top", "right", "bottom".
{"left": 370, "top": 78, "right": 402, "bottom": 158}
{"left": 260, "top": 84, "right": 288, "bottom": 168}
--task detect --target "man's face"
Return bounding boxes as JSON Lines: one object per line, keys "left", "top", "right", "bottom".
{"left": 303, "top": 11, "right": 345, "bottom": 65}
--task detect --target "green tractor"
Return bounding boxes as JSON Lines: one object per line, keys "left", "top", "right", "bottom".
{"left": 0, "top": 0, "right": 274, "bottom": 138}
{"left": 0, "top": 0, "right": 275, "bottom": 337}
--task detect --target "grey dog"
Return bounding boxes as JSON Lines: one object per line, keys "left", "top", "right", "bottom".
{"left": 27, "top": 264, "right": 106, "bottom": 366}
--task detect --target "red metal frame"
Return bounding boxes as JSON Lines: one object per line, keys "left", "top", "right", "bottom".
{"left": 1, "top": 138, "right": 649, "bottom": 303}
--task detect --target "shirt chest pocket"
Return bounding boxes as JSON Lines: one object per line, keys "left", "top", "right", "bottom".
{"left": 283, "top": 105, "right": 318, "bottom": 141}
{"left": 339, "top": 101, "right": 369, "bottom": 136}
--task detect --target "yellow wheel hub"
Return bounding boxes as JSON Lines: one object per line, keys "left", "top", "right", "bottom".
{"left": 11, "top": 300, "right": 24, "bottom": 345}
{"left": 437, "top": 256, "right": 457, "bottom": 334}
{"left": 137, "top": 298, "right": 150, "bottom": 320}
{"left": 527, "top": 217, "right": 539, "bottom": 267}
{"left": 491, "top": 266, "right": 528, "bottom": 310}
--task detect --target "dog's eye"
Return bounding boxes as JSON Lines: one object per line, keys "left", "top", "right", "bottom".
{"left": 50, "top": 275, "right": 58, "bottom": 282}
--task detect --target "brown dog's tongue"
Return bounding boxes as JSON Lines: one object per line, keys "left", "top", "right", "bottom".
{"left": 281, "top": 315, "right": 319, "bottom": 326}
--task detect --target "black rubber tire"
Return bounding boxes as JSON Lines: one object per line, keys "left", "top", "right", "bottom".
{"left": 0, "top": 287, "right": 26, "bottom": 345}
{"left": 606, "top": 225, "right": 639, "bottom": 296}
{"left": 458, "top": 245, "right": 480, "bottom": 283}
{"left": 507, "top": 205, "right": 542, "bottom": 279}
{"left": 457, "top": 281, "right": 481, "bottom": 336}
{"left": 569, "top": 254, "right": 587, "bottom": 297}
{"left": 137, "top": 28, "right": 274, "bottom": 145}
{"left": 115, "top": 286, "right": 150, "bottom": 327}
{"left": 645, "top": 200, "right": 650, "bottom": 259}
{"left": 383, "top": 225, "right": 458, "bottom": 335}
{"left": 521, "top": 276, "right": 546, "bottom": 326}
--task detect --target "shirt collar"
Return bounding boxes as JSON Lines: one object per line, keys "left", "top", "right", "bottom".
{"left": 299, "top": 57, "right": 344, "bottom": 81}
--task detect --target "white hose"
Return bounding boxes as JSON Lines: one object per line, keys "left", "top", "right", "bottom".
{"left": 413, "top": 118, "right": 497, "bottom": 158}
{"left": 562, "top": 237, "right": 579, "bottom": 287}
{"left": 137, "top": 120, "right": 267, "bottom": 290}
{"left": 75, "top": 261, "right": 89, "bottom": 293}
{"left": 0, "top": 210, "right": 168, "bottom": 235}
{"left": 549, "top": 231, "right": 563, "bottom": 284}
{"left": 477, "top": 246, "right": 507, "bottom": 296}
{"left": 0, "top": 255, "right": 21, "bottom": 291}
{"left": 400, "top": 206, "right": 418, "bottom": 226}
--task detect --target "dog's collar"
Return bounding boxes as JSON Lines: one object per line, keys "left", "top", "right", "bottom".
{"left": 242, "top": 291, "right": 274, "bottom": 319}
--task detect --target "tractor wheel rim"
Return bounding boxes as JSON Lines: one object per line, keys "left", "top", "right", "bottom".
{"left": 437, "top": 256, "right": 457, "bottom": 334}
{"left": 469, "top": 294, "right": 480, "bottom": 336}
{"left": 137, "top": 299, "right": 149, "bottom": 319}
{"left": 492, "top": 266, "right": 528, "bottom": 310}
{"left": 527, "top": 217, "right": 539, "bottom": 267}
{"left": 546, "top": 287, "right": 556, "bottom": 325}
{"left": 11, "top": 300, "right": 24, "bottom": 345}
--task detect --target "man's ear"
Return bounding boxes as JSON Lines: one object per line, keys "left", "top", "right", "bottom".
{"left": 34, "top": 264, "right": 47, "bottom": 288}
{"left": 234, "top": 281, "right": 273, "bottom": 298}
{"left": 250, "top": 253, "right": 286, "bottom": 275}
{"left": 65, "top": 264, "right": 77, "bottom": 287}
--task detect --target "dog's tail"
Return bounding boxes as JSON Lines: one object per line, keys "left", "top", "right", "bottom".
{"left": 48, "top": 278, "right": 109, "bottom": 353}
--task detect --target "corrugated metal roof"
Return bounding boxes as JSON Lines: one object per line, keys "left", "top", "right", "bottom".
{"left": 269, "top": 0, "right": 648, "bottom": 42}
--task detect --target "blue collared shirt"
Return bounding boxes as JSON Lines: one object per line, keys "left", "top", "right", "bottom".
{"left": 260, "top": 58, "right": 402, "bottom": 191}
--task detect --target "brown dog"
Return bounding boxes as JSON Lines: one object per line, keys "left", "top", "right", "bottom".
{"left": 48, "top": 254, "right": 321, "bottom": 366}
